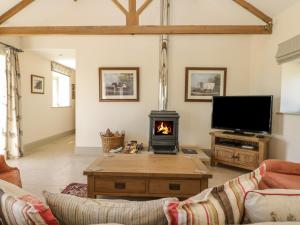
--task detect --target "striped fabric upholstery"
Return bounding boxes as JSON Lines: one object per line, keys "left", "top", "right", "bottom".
{"left": 0, "top": 180, "right": 59, "bottom": 225}
{"left": 43, "top": 191, "right": 177, "bottom": 225}
{"left": 164, "top": 163, "right": 266, "bottom": 225}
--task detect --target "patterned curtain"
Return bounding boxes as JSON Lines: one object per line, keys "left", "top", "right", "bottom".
{"left": 5, "top": 48, "right": 23, "bottom": 159}
{"left": 0, "top": 48, "right": 6, "bottom": 156}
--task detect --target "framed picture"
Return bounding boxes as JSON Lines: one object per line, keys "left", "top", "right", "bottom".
{"left": 31, "top": 75, "right": 45, "bottom": 94}
{"left": 185, "top": 67, "right": 227, "bottom": 102}
{"left": 99, "top": 67, "right": 139, "bottom": 102}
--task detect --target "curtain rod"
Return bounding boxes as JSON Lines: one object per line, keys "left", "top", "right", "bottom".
{"left": 0, "top": 42, "right": 23, "bottom": 53}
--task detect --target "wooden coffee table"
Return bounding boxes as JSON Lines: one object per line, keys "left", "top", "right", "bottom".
{"left": 83, "top": 154, "right": 212, "bottom": 199}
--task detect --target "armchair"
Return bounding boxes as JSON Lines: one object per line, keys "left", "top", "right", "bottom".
{"left": 259, "top": 159, "right": 300, "bottom": 189}
{"left": 0, "top": 155, "right": 22, "bottom": 187}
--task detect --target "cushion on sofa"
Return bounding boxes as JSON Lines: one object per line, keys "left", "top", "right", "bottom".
{"left": 163, "top": 164, "right": 266, "bottom": 225}
{"left": 245, "top": 189, "right": 300, "bottom": 223}
{"left": 43, "top": 191, "right": 177, "bottom": 225}
{"left": 0, "top": 179, "right": 59, "bottom": 225}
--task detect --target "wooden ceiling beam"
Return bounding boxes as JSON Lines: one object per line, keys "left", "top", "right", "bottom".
{"left": 127, "top": 0, "right": 138, "bottom": 25}
{"left": 0, "top": 25, "right": 272, "bottom": 35}
{"left": 137, "top": 0, "right": 153, "bottom": 15}
{"left": 233, "top": 0, "right": 272, "bottom": 24}
{"left": 0, "top": 0, "right": 272, "bottom": 35}
{"left": 111, "top": 0, "right": 153, "bottom": 26}
{"left": 0, "top": 0, "right": 34, "bottom": 25}
{"left": 111, "top": 0, "right": 128, "bottom": 15}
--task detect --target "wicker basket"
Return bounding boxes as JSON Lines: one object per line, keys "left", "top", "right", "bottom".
{"left": 100, "top": 133, "right": 125, "bottom": 153}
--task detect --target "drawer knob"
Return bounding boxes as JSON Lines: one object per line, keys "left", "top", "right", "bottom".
{"left": 169, "top": 183, "right": 180, "bottom": 191}
{"left": 115, "top": 182, "right": 126, "bottom": 190}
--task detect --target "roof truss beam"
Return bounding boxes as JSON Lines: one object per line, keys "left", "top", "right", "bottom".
{"left": 137, "top": 0, "right": 153, "bottom": 15}
{"left": 0, "top": 0, "right": 273, "bottom": 35}
{"left": 233, "top": 0, "right": 272, "bottom": 24}
{"left": 111, "top": 0, "right": 153, "bottom": 26}
{"left": 0, "top": 0, "right": 34, "bottom": 25}
{"left": 0, "top": 25, "right": 271, "bottom": 35}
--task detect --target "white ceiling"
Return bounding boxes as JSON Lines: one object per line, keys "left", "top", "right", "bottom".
{"left": 0, "top": 0, "right": 20, "bottom": 16}
{"left": 32, "top": 49, "right": 76, "bottom": 69}
{"left": 0, "top": 0, "right": 299, "bottom": 26}
{"left": 247, "top": 0, "right": 299, "bottom": 17}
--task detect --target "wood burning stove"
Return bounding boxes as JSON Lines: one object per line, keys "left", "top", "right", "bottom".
{"left": 149, "top": 111, "right": 179, "bottom": 154}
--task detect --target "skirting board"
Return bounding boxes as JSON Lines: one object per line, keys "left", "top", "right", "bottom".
{"left": 23, "top": 130, "right": 75, "bottom": 153}
{"left": 75, "top": 146, "right": 102, "bottom": 155}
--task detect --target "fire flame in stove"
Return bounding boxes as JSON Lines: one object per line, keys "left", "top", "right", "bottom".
{"left": 157, "top": 122, "right": 172, "bottom": 135}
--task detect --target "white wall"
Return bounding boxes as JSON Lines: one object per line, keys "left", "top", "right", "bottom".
{"left": 21, "top": 34, "right": 250, "bottom": 149}
{"left": 2, "top": 1, "right": 300, "bottom": 160}
{"left": 19, "top": 51, "right": 75, "bottom": 145}
{"left": 249, "top": 1, "right": 300, "bottom": 161}
{"left": 8, "top": 0, "right": 292, "bottom": 152}
{"left": 15, "top": 0, "right": 257, "bottom": 150}
{"left": 169, "top": 36, "right": 250, "bottom": 147}
{"left": 0, "top": 37, "right": 21, "bottom": 48}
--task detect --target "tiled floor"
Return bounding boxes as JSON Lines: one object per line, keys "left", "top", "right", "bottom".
{"left": 8, "top": 135, "right": 245, "bottom": 198}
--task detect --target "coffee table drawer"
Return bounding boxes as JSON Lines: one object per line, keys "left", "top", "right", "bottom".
{"left": 149, "top": 179, "right": 201, "bottom": 195}
{"left": 95, "top": 178, "right": 146, "bottom": 193}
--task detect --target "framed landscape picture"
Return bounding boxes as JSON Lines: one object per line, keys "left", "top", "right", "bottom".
{"left": 31, "top": 75, "right": 45, "bottom": 94}
{"left": 99, "top": 67, "right": 139, "bottom": 102}
{"left": 185, "top": 67, "right": 227, "bottom": 102}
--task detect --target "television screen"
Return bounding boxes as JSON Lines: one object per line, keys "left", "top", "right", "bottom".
{"left": 212, "top": 96, "right": 273, "bottom": 134}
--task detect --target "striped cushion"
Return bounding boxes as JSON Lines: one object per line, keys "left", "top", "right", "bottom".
{"left": 43, "top": 191, "right": 177, "bottom": 225}
{"left": 0, "top": 180, "right": 59, "bottom": 225}
{"left": 164, "top": 164, "right": 266, "bottom": 225}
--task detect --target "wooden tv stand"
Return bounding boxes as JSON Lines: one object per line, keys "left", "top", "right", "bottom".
{"left": 210, "top": 131, "right": 271, "bottom": 170}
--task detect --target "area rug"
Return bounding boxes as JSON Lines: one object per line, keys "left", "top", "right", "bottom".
{"left": 61, "top": 183, "right": 87, "bottom": 197}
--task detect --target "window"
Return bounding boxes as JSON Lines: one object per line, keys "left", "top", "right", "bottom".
{"left": 52, "top": 72, "right": 70, "bottom": 107}
{"left": 0, "top": 54, "right": 6, "bottom": 154}
{"left": 280, "top": 59, "right": 300, "bottom": 114}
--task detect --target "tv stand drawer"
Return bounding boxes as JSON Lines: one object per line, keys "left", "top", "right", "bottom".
{"left": 234, "top": 149, "right": 258, "bottom": 168}
{"left": 214, "top": 146, "right": 259, "bottom": 169}
{"left": 215, "top": 146, "right": 235, "bottom": 163}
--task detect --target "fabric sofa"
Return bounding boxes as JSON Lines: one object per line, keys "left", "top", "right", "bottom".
{"left": 1, "top": 159, "right": 300, "bottom": 225}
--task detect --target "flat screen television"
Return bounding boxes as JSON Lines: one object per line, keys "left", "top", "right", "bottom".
{"left": 211, "top": 96, "right": 273, "bottom": 134}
